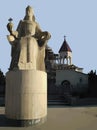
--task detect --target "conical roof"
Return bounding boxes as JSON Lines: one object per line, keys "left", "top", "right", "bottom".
{"left": 59, "top": 37, "right": 72, "bottom": 53}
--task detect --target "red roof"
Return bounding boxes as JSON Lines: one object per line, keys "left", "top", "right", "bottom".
{"left": 59, "top": 38, "right": 72, "bottom": 53}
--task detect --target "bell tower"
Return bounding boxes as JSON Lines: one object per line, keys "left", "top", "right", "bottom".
{"left": 59, "top": 36, "right": 72, "bottom": 65}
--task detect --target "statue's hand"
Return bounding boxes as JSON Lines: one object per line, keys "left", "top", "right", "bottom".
{"left": 47, "top": 32, "right": 51, "bottom": 39}
{"left": 43, "top": 31, "right": 51, "bottom": 40}
{"left": 11, "top": 31, "right": 18, "bottom": 38}
{"left": 40, "top": 31, "right": 51, "bottom": 41}
{"left": 7, "top": 31, "right": 18, "bottom": 44}
{"left": 7, "top": 35, "right": 15, "bottom": 43}
{"left": 37, "top": 31, "right": 51, "bottom": 47}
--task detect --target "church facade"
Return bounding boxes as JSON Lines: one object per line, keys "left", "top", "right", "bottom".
{"left": 46, "top": 37, "right": 89, "bottom": 102}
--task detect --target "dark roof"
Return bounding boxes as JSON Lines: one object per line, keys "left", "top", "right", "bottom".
{"left": 59, "top": 38, "right": 72, "bottom": 53}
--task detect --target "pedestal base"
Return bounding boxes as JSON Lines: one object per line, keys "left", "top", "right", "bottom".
{"left": 5, "top": 70, "right": 47, "bottom": 126}
{"left": 6, "top": 116, "right": 46, "bottom": 127}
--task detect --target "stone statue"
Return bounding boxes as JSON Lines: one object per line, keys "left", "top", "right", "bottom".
{"left": 6, "top": 6, "right": 49, "bottom": 126}
{"left": 7, "top": 5, "right": 51, "bottom": 71}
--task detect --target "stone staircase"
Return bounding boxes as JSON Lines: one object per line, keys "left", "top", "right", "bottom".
{"left": 48, "top": 99, "right": 69, "bottom": 105}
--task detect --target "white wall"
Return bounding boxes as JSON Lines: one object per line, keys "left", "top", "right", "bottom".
{"left": 56, "top": 70, "right": 88, "bottom": 87}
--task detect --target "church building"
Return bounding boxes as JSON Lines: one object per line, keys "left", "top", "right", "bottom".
{"left": 46, "top": 37, "right": 88, "bottom": 103}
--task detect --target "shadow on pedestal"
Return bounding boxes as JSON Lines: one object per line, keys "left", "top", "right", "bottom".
{"left": 0, "top": 114, "right": 46, "bottom": 127}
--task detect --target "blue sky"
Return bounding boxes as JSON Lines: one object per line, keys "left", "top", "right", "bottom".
{"left": 0, "top": 0, "right": 97, "bottom": 74}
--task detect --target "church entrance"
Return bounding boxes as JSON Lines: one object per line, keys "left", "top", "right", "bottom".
{"left": 61, "top": 80, "right": 71, "bottom": 93}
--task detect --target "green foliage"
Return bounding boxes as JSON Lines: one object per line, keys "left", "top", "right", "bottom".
{"left": 0, "top": 69, "right": 5, "bottom": 86}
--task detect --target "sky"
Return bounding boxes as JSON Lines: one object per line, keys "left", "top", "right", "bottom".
{"left": 0, "top": 0, "right": 97, "bottom": 74}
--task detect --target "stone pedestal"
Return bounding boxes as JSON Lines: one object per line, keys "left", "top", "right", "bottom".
{"left": 5, "top": 70, "right": 47, "bottom": 126}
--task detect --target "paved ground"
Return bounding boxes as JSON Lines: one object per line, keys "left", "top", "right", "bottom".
{"left": 0, "top": 106, "right": 97, "bottom": 130}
